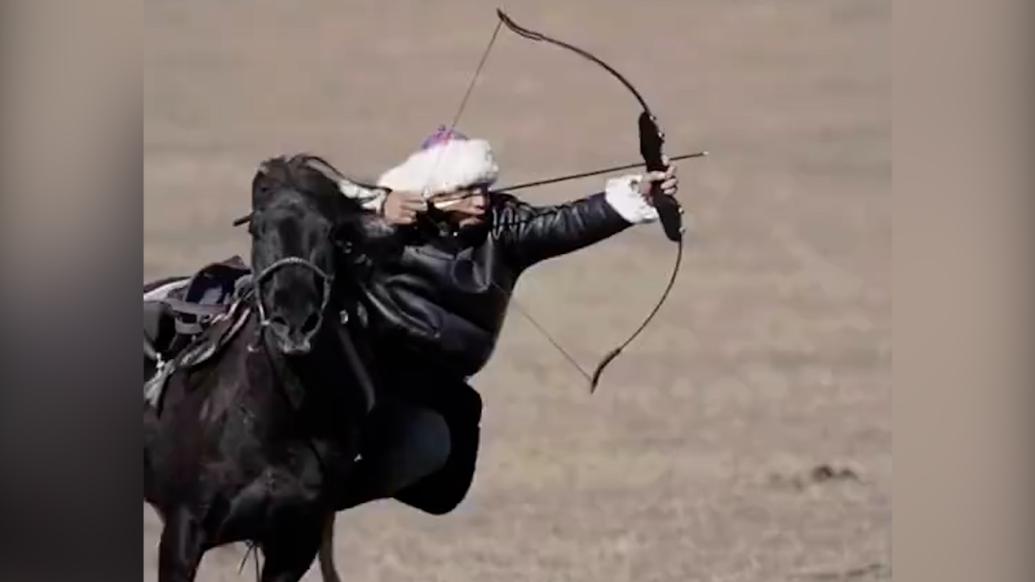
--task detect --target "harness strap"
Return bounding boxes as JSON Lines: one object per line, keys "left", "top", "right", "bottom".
{"left": 333, "top": 311, "right": 376, "bottom": 415}
{"left": 144, "top": 299, "right": 254, "bottom": 413}
{"left": 162, "top": 298, "right": 231, "bottom": 335}
{"left": 143, "top": 337, "right": 160, "bottom": 363}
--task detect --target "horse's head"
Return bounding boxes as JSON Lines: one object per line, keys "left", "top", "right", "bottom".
{"left": 248, "top": 154, "right": 389, "bottom": 356}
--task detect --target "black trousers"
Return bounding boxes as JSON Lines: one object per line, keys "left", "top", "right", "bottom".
{"left": 339, "top": 371, "right": 483, "bottom": 515}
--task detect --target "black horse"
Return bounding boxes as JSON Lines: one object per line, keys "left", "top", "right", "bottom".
{"left": 144, "top": 154, "right": 390, "bottom": 582}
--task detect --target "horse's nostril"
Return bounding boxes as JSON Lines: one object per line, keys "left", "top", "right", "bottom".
{"left": 300, "top": 312, "right": 321, "bottom": 336}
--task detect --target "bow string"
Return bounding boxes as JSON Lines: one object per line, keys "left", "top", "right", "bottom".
{"left": 445, "top": 9, "right": 687, "bottom": 392}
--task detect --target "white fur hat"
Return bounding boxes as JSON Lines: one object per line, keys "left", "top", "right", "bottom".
{"left": 377, "top": 127, "right": 499, "bottom": 199}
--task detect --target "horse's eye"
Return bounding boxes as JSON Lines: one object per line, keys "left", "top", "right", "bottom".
{"left": 248, "top": 219, "right": 267, "bottom": 237}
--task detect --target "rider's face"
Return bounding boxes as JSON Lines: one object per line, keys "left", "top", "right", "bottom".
{"left": 433, "top": 187, "right": 488, "bottom": 226}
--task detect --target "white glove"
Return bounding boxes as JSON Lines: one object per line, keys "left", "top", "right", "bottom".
{"left": 604, "top": 174, "right": 659, "bottom": 224}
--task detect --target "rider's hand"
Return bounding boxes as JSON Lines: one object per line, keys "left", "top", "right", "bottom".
{"left": 381, "top": 190, "right": 427, "bottom": 225}
{"left": 637, "top": 159, "right": 678, "bottom": 205}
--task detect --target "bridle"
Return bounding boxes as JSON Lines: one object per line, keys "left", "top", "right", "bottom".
{"left": 252, "top": 256, "right": 334, "bottom": 331}
{"left": 248, "top": 212, "right": 378, "bottom": 415}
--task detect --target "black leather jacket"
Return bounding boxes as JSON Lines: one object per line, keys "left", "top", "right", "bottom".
{"left": 359, "top": 192, "right": 631, "bottom": 378}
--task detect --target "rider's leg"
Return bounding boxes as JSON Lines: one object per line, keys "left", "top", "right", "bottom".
{"left": 335, "top": 402, "right": 451, "bottom": 510}
{"left": 393, "top": 385, "right": 482, "bottom": 515}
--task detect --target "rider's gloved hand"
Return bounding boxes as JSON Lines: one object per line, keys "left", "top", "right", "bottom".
{"left": 638, "top": 161, "right": 678, "bottom": 201}
{"left": 603, "top": 158, "right": 679, "bottom": 225}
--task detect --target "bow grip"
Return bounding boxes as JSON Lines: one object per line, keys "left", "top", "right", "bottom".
{"left": 638, "top": 112, "right": 682, "bottom": 242}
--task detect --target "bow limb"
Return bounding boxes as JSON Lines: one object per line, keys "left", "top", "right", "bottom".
{"left": 497, "top": 9, "right": 684, "bottom": 243}
{"left": 495, "top": 9, "right": 686, "bottom": 392}
{"left": 424, "top": 12, "right": 598, "bottom": 384}
{"left": 496, "top": 10, "right": 652, "bottom": 112}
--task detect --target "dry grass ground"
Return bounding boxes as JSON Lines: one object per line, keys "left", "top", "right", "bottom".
{"left": 144, "top": 1, "right": 890, "bottom": 580}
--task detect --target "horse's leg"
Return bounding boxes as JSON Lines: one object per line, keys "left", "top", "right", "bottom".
{"left": 317, "top": 513, "right": 343, "bottom": 582}
{"left": 260, "top": 517, "right": 323, "bottom": 582}
{"left": 157, "top": 510, "right": 204, "bottom": 582}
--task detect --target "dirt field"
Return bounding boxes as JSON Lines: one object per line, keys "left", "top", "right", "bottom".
{"left": 144, "top": 1, "right": 890, "bottom": 580}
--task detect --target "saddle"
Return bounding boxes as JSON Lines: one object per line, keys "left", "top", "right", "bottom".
{"left": 144, "top": 257, "right": 253, "bottom": 410}
{"left": 144, "top": 256, "right": 252, "bottom": 360}
{"left": 144, "top": 296, "right": 253, "bottom": 411}
{"left": 143, "top": 255, "right": 378, "bottom": 415}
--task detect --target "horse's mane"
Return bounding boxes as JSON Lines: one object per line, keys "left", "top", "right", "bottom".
{"left": 248, "top": 153, "right": 396, "bottom": 257}
{"left": 253, "top": 153, "right": 343, "bottom": 199}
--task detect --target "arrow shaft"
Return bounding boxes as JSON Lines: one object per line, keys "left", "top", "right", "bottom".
{"left": 490, "top": 151, "right": 706, "bottom": 193}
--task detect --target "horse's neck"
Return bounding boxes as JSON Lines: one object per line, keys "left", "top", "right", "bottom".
{"left": 256, "top": 321, "right": 357, "bottom": 428}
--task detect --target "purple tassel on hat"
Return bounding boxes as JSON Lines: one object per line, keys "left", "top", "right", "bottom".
{"left": 420, "top": 125, "right": 468, "bottom": 150}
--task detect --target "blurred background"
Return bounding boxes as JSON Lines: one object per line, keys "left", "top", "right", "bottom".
{"left": 144, "top": 1, "right": 890, "bottom": 580}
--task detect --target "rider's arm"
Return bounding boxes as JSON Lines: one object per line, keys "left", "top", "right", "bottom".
{"left": 493, "top": 174, "right": 658, "bottom": 268}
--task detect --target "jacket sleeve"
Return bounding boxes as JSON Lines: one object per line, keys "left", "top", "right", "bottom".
{"left": 492, "top": 191, "right": 633, "bottom": 268}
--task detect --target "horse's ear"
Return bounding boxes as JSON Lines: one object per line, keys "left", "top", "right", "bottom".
{"left": 251, "top": 159, "right": 280, "bottom": 209}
